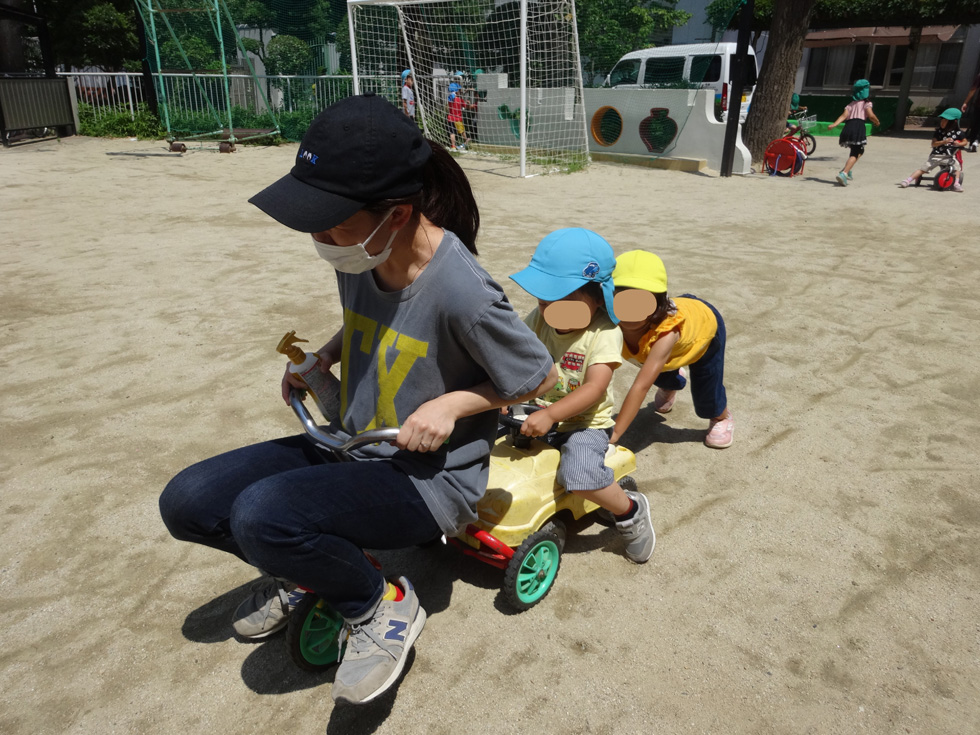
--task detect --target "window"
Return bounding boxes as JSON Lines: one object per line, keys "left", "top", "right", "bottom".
{"left": 869, "top": 45, "right": 889, "bottom": 86}
{"left": 849, "top": 44, "right": 870, "bottom": 83}
{"left": 805, "top": 47, "right": 827, "bottom": 88}
{"left": 889, "top": 46, "right": 907, "bottom": 87}
{"left": 691, "top": 55, "right": 721, "bottom": 83}
{"left": 644, "top": 57, "right": 684, "bottom": 86}
{"left": 934, "top": 42, "right": 962, "bottom": 89}
{"left": 607, "top": 59, "right": 639, "bottom": 86}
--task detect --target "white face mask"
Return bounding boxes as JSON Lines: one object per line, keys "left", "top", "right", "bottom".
{"left": 312, "top": 210, "right": 396, "bottom": 274}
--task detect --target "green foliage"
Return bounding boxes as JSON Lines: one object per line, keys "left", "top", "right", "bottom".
{"left": 39, "top": 0, "right": 140, "bottom": 70}
{"left": 77, "top": 102, "right": 165, "bottom": 138}
{"left": 160, "top": 36, "right": 222, "bottom": 71}
{"left": 264, "top": 34, "right": 314, "bottom": 76}
{"left": 576, "top": 0, "right": 692, "bottom": 85}
{"left": 707, "top": 0, "right": 980, "bottom": 31}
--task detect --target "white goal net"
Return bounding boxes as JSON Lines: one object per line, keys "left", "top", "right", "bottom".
{"left": 348, "top": 0, "right": 589, "bottom": 176}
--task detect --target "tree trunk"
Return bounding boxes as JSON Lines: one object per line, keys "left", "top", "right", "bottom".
{"left": 742, "top": 0, "right": 818, "bottom": 164}
{"left": 893, "top": 26, "right": 921, "bottom": 132}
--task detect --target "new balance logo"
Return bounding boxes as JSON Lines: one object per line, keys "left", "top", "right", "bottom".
{"left": 385, "top": 620, "right": 408, "bottom": 642}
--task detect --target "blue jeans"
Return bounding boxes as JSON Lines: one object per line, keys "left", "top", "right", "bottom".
{"left": 653, "top": 296, "right": 728, "bottom": 419}
{"left": 159, "top": 435, "right": 441, "bottom": 621}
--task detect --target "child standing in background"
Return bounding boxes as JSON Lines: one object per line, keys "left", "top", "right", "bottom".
{"left": 446, "top": 73, "right": 471, "bottom": 151}
{"left": 511, "top": 229, "right": 655, "bottom": 564}
{"left": 827, "top": 79, "right": 881, "bottom": 187}
{"left": 401, "top": 70, "right": 415, "bottom": 120}
{"left": 611, "top": 250, "right": 734, "bottom": 449}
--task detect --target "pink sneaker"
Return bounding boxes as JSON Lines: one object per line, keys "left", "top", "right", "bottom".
{"left": 652, "top": 389, "right": 676, "bottom": 413}
{"left": 705, "top": 411, "right": 734, "bottom": 449}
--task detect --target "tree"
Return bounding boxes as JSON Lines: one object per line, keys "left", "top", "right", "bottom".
{"left": 711, "top": 0, "right": 980, "bottom": 159}
{"left": 741, "top": 0, "right": 817, "bottom": 162}
{"left": 575, "top": 0, "right": 692, "bottom": 85}
{"left": 37, "top": 0, "right": 139, "bottom": 71}
{"left": 259, "top": 34, "right": 314, "bottom": 75}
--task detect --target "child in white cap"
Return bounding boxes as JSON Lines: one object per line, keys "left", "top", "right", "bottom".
{"left": 511, "top": 228, "right": 655, "bottom": 564}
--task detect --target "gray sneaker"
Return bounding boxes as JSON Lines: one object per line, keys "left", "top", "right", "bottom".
{"left": 332, "top": 576, "right": 426, "bottom": 705}
{"left": 615, "top": 491, "right": 655, "bottom": 563}
{"left": 232, "top": 577, "right": 302, "bottom": 639}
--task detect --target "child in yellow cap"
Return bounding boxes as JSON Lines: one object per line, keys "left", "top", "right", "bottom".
{"left": 611, "top": 250, "right": 734, "bottom": 448}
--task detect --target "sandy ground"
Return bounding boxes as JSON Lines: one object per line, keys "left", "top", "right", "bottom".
{"left": 1, "top": 132, "right": 978, "bottom": 735}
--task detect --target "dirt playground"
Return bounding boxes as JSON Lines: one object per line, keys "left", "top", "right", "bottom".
{"left": 1, "top": 132, "right": 978, "bottom": 735}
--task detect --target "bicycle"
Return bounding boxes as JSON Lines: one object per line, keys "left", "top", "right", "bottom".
{"left": 785, "top": 108, "right": 817, "bottom": 156}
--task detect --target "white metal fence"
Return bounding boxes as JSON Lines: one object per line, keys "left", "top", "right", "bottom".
{"left": 57, "top": 71, "right": 361, "bottom": 121}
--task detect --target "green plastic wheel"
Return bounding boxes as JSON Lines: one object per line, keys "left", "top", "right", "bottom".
{"left": 287, "top": 592, "right": 346, "bottom": 671}
{"left": 503, "top": 521, "right": 565, "bottom": 611}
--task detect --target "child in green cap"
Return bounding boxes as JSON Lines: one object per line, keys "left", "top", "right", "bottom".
{"left": 899, "top": 108, "right": 968, "bottom": 191}
{"left": 827, "top": 79, "right": 881, "bottom": 187}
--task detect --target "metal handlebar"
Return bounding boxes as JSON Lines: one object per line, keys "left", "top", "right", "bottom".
{"left": 289, "top": 389, "right": 400, "bottom": 455}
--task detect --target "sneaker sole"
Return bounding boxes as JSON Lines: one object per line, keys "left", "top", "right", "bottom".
{"left": 705, "top": 430, "right": 734, "bottom": 449}
{"left": 333, "top": 608, "right": 427, "bottom": 705}
{"left": 233, "top": 617, "right": 289, "bottom": 639}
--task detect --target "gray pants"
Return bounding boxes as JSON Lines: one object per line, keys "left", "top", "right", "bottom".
{"left": 551, "top": 428, "right": 614, "bottom": 492}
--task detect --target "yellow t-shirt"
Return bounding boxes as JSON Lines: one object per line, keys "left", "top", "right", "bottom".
{"left": 525, "top": 309, "right": 623, "bottom": 432}
{"left": 622, "top": 297, "right": 717, "bottom": 371}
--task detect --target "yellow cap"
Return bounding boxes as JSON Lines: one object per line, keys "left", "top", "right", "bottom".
{"left": 613, "top": 250, "right": 667, "bottom": 293}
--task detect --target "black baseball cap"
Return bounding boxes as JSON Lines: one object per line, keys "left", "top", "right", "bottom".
{"left": 249, "top": 93, "right": 431, "bottom": 232}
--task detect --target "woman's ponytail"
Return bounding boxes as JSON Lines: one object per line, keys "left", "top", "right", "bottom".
{"left": 417, "top": 140, "right": 480, "bottom": 254}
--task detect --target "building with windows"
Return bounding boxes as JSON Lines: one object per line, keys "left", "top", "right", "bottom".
{"left": 797, "top": 25, "right": 979, "bottom": 112}
{"left": 667, "top": 3, "right": 980, "bottom": 114}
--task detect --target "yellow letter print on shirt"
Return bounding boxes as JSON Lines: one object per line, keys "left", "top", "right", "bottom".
{"left": 342, "top": 309, "right": 428, "bottom": 429}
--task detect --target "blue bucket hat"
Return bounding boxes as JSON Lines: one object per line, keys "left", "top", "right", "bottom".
{"left": 401, "top": 69, "right": 411, "bottom": 82}
{"left": 852, "top": 79, "right": 870, "bottom": 101}
{"left": 939, "top": 107, "right": 962, "bottom": 121}
{"left": 510, "top": 228, "right": 618, "bottom": 323}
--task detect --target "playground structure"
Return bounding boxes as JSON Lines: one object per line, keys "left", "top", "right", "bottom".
{"left": 134, "top": 0, "right": 281, "bottom": 150}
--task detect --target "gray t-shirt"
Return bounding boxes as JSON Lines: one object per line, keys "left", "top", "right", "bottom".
{"left": 331, "top": 231, "right": 553, "bottom": 535}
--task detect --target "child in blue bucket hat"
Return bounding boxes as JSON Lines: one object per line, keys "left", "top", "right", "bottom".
{"left": 510, "top": 228, "right": 656, "bottom": 564}
{"left": 828, "top": 79, "right": 881, "bottom": 186}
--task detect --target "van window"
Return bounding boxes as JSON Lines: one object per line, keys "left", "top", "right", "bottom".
{"left": 745, "top": 60, "right": 757, "bottom": 87}
{"left": 691, "top": 55, "right": 721, "bottom": 83}
{"left": 608, "top": 59, "right": 640, "bottom": 86}
{"left": 644, "top": 57, "right": 685, "bottom": 86}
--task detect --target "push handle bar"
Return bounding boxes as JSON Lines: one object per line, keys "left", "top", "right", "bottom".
{"left": 289, "top": 389, "right": 399, "bottom": 455}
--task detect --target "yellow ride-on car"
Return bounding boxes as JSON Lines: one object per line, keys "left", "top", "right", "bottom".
{"left": 286, "top": 391, "right": 638, "bottom": 671}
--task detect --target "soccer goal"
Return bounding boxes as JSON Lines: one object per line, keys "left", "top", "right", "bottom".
{"left": 348, "top": 0, "right": 590, "bottom": 177}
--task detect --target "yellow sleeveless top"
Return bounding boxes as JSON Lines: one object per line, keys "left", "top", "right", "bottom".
{"left": 622, "top": 297, "right": 717, "bottom": 371}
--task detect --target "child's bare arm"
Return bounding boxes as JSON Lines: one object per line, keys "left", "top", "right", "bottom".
{"left": 521, "top": 362, "right": 617, "bottom": 436}
{"left": 827, "top": 108, "right": 848, "bottom": 130}
{"left": 868, "top": 108, "right": 881, "bottom": 126}
{"left": 611, "top": 332, "right": 679, "bottom": 443}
